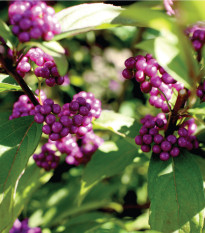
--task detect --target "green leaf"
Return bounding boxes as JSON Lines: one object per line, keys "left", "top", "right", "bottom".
{"left": 81, "top": 138, "right": 139, "bottom": 197}
{"left": 20, "top": 41, "right": 68, "bottom": 76}
{"left": 177, "top": 1, "right": 205, "bottom": 25}
{"left": 2, "top": 163, "right": 52, "bottom": 233}
{"left": 0, "top": 116, "right": 42, "bottom": 232}
{"left": 93, "top": 110, "right": 140, "bottom": 145}
{"left": 0, "top": 74, "right": 21, "bottom": 92}
{"left": 54, "top": 3, "right": 123, "bottom": 40}
{"left": 120, "top": 3, "right": 173, "bottom": 32}
{"left": 29, "top": 170, "right": 120, "bottom": 228}
{"left": 148, "top": 152, "right": 205, "bottom": 232}
{"left": 0, "top": 20, "right": 17, "bottom": 49}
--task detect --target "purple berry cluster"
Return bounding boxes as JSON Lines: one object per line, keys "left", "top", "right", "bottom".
{"left": 79, "top": 131, "right": 104, "bottom": 163}
{"left": 196, "top": 80, "right": 205, "bottom": 102}
{"left": 33, "top": 142, "right": 60, "bottom": 171}
{"left": 10, "top": 219, "right": 41, "bottom": 233}
{"left": 55, "top": 134, "right": 83, "bottom": 166}
{"left": 55, "top": 131, "right": 103, "bottom": 166}
{"left": 34, "top": 94, "right": 96, "bottom": 140}
{"left": 122, "top": 54, "right": 184, "bottom": 113}
{"left": 135, "top": 114, "right": 199, "bottom": 161}
{"left": 17, "top": 48, "right": 66, "bottom": 87}
{"left": 58, "top": 97, "right": 93, "bottom": 138}
{"left": 185, "top": 23, "right": 205, "bottom": 52}
{"left": 9, "top": 1, "right": 61, "bottom": 42}
{"left": 9, "top": 90, "right": 46, "bottom": 120}
{"left": 73, "top": 91, "right": 102, "bottom": 119}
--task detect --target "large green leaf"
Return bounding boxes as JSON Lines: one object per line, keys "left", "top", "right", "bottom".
{"left": 0, "top": 116, "right": 42, "bottom": 232}
{"left": 0, "top": 74, "right": 21, "bottom": 92}
{"left": 54, "top": 3, "right": 123, "bottom": 40}
{"left": 81, "top": 111, "right": 140, "bottom": 196}
{"left": 148, "top": 152, "right": 205, "bottom": 232}
{"left": 176, "top": 1, "right": 205, "bottom": 25}
{"left": 81, "top": 138, "right": 139, "bottom": 198}
{"left": 120, "top": 3, "right": 173, "bottom": 32}
{"left": 2, "top": 163, "right": 52, "bottom": 233}
{"left": 20, "top": 41, "right": 68, "bottom": 76}
{"left": 0, "top": 20, "right": 17, "bottom": 49}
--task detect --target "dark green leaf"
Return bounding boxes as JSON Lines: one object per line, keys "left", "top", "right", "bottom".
{"left": 54, "top": 3, "right": 123, "bottom": 40}
{"left": 19, "top": 41, "right": 68, "bottom": 76}
{"left": 0, "top": 74, "right": 21, "bottom": 92}
{"left": 148, "top": 152, "right": 205, "bottom": 232}
{"left": 0, "top": 116, "right": 42, "bottom": 232}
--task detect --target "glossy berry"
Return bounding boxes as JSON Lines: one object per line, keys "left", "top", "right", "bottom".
{"left": 9, "top": 1, "right": 61, "bottom": 42}
{"left": 33, "top": 142, "right": 59, "bottom": 171}
{"left": 17, "top": 48, "right": 68, "bottom": 87}
{"left": 122, "top": 53, "right": 185, "bottom": 113}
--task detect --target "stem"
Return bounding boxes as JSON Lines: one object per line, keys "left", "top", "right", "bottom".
{"left": 157, "top": 87, "right": 172, "bottom": 112}
{"left": 165, "top": 88, "right": 189, "bottom": 136}
{"left": 0, "top": 55, "right": 39, "bottom": 106}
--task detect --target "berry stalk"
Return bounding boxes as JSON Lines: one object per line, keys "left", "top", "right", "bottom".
{"left": 0, "top": 54, "right": 39, "bottom": 106}
{"left": 165, "top": 88, "right": 189, "bottom": 136}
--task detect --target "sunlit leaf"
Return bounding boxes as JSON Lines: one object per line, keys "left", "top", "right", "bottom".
{"left": 148, "top": 152, "right": 205, "bottom": 232}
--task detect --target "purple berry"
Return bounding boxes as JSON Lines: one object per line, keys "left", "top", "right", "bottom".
{"left": 159, "top": 152, "right": 170, "bottom": 161}
{"left": 135, "top": 135, "right": 143, "bottom": 145}
{"left": 141, "top": 145, "right": 151, "bottom": 152}
{"left": 143, "top": 134, "right": 153, "bottom": 145}
{"left": 52, "top": 122, "right": 63, "bottom": 133}
{"left": 52, "top": 104, "right": 61, "bottom": 114}
{"left": 154, "top": 134, "right": 164, "bottom": 144}
{"left": 122, "top": 69, "right": 133, "bottom": 79}
{"left": 140, "top": 81, "right": 152, "bottom": 93}
{"left": 161, "top": 141, "right": 172, "bottom": 152}
{"left": 167, "top": 135, "right": 177, "bottom": 144}
{"left": 125, "top": 57, "right": 136, "bottom": 69}
{"left": 152, "top": 144, "right": 161, "bottom": 154}
{"left": 178, "top": 137, "right": 187, "bottom": 148}
{"left": 34, "top": 113, "right": 44, "bottom": 123}
{"left": 170, "top": 147, "right": 180, "bottom": 157}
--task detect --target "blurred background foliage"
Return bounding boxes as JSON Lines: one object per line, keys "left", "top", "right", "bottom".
{"left": 0, "top": 1, "right": 187, "bottom": 232}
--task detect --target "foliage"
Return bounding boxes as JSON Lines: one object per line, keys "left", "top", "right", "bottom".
{"left": 0, "top": 1, "right": 205, "bottom": 233}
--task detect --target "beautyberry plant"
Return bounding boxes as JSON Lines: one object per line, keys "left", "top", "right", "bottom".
{"left": 0, "top": 1, "right": 205, "bottom": 233}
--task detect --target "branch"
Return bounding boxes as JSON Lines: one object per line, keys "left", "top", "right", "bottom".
{"left": 0, "top": 54, "right": 39, "bottom": 106}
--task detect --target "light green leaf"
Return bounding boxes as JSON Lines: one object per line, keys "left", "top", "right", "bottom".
{"left": 0, "top": 116, "right": 42, "bottom": 232}
{"left": 177, "top": 1, "right": 205, "bottom": 25}
{"left": 0, "top": 74, "right": 21, "bottom": 92}
{"left": 54, "top": 3, "right": 123, "bottom": 40}
{"left": 93, "top": 110, "right": 140, "bottom": 144}
{"left": 0, "top": 20, "right": 17, "bottom": 49}
{"left": 148, "top": 152, "right": 205, "bottom": 232}
{"left": 120, "top": 3, "right": 173, "bottom": 32}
